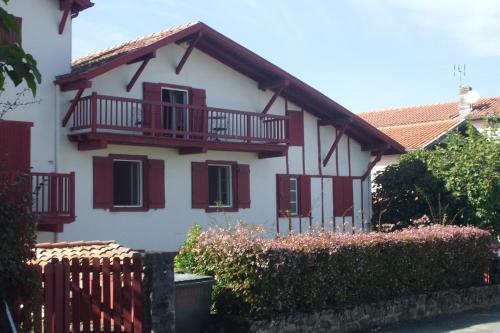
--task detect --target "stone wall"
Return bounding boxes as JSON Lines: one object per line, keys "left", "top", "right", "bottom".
{"left": 215, "top": 285, "right": 500, "bottom": 333}
{"left": 142, "top": 252, "right": 176, "bottom": 333}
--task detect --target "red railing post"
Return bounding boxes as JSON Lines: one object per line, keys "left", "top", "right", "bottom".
{"left": 69, "top": 172, "right": 75, "bottom": 219}
{"left": 246, "top": 114, "right": 252, "bottom": 143}
{"left": 202, "top": 107, "right": 209, "bottom": 142}
{"left": 91, "top": 92, "right": 98, "bottom": 133}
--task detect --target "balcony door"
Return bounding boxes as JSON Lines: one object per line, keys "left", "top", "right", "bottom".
{"left": 161, "top": 88, "right": 189, "bottom": 138}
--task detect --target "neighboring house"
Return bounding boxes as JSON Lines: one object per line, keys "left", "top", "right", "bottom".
{"left": 0, "top": 1, "right": 403, "bottom": 251}
{"left": 359, "top": 87, "right": 499, "bottom": 177}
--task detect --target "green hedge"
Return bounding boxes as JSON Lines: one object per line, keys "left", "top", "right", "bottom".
{"left": 187, "top": 223, "right": 491, "bottom": 317}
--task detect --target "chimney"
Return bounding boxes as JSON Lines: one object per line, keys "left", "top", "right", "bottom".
{"left": 458, "top": 85, "right": 472, "bottom": 118}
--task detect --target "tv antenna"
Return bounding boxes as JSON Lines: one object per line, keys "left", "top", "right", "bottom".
{"left": 454, "top": 64, "right": 466, "bottom": 85}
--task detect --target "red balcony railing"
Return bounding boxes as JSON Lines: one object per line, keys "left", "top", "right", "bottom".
{"left": 69, "top": 93, "right": 289, "bottom": 144}
{"left": 31, "top": 172, "right": 75, "bottom": 224}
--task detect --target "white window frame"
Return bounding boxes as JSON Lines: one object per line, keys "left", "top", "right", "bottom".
{"left": 112, "top": 159, "right": 143, "bottom": 208}
{"left": 289, "top": 177, "right": 298, "bottom": 215}
{"left": 208, "top": 164, "right": 233, "bottom": 208}
{"left": 161, "top": 87, "right": 190, "bottom": 132}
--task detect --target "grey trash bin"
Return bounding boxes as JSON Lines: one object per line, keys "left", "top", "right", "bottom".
{"left": 174, "top": 273, "right": 214, "bottom": 333}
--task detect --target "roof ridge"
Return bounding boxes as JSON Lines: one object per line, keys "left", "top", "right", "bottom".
{"left": 72, "top": 21, "right": 200, "bottom": 66}
{"left": 360, "top": 95, "right": 500, "bottom": 115}
{"left": 35, "top": 240, "right": 117, "bottom": 249}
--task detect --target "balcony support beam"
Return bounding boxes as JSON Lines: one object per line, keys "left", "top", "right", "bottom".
{"left": 59, "top": 0, "right": 72, "bottom": 34}
{"left": 362, "top": 150, "right": 385, "bottom": 181}
{"left": 62, "top": 87, "right": 85, "bottom": 127}
{"left": 176, "top": 32, "right": 203, "bottom": 75}
{"left": 60, "top": 79, "right": 92, "bottom": 92}
{"left": 323, "top": 121, "right": 350, "bottom": 167}
{"left": 262, "top": 79, "right": 289, "bottom": 114}
{"left": 126, "top": 57, "right": 151, "bottom": 92}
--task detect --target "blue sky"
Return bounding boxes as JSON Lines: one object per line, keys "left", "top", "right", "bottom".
{"left": 73, "top": 0, "right": 500, "bottom": 113}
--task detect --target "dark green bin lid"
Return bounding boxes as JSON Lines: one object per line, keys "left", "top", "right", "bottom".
{"left": 174, "top": 273, "right": 214, "bottom": 284}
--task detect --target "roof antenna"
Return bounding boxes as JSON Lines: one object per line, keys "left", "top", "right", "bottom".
{"left": 454, "top": 64, "right": 466, "bottom": 85}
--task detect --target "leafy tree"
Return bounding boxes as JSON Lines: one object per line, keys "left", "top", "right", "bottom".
{"left": 373, "top": 122, "right": 500, "bottom": 235}
{"left": 0, "top": 0, "right": 41, "bottom": 96}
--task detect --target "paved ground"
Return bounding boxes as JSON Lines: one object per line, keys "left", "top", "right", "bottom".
{"left": 378, "top": 306, "right": 500, "bottom": 333}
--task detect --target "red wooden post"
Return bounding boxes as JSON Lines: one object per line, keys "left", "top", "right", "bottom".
{"left": 123, "top": 257, "right": 132, "bottom": 333}
{"left": 81, "top": 258, "right": 91, "bottom": 333}
{"left": 246, "top": 114, "right": 252, "bottom": 143}
{"left": 132, "top": 254, "right": 143, "bottom": 333}
{"left": 54, "top": 259, "right": 65, "bottom": 333}
{"left": 63, "top": 259, "right": 71, "bottom": 333}
{"left": 112, "top": 258, "right": 122, "bottom": 332}
{"left": 44, "top": 261, "right": 55, "bottom": 333}
{"left": 69, "top": 172, "right": 75, "bottom": 219}
{"left": 102, "top": 258, "right": 111, "bottom": 333}
{"left": 91, "top": 258, "right": 101, "bottom": 331}
{"left": 34, "top": 265, "right": 43, "bottom": 333}
{"left": 91, "top": 92, "right": 98, "bottom": 133}
{"left": 70, "top": 258, "right": 80, "bottom": 333}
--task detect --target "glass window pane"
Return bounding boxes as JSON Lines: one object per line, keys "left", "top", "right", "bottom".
{"left": 113, "top": 160, "right": 142, "bottom": 206}
{"left": 208, "top": 165, "right": 232, "bottom": 207}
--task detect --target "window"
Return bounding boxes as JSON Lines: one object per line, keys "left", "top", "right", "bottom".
{"left": 208, "top": 165, "right": 232, "bottom": 207}
{"left": 93, "top": 155, "right": 165, "bottom": 211}
{"left": 113, "top": 160, "right": 143, "bottom": 207}
{"left": 161, "top": 88, "right": 189, "bottom": 133}
{"left": 289, "top": 177, "right": 298, "bottom": 215}
{"left": 191, "top": 162, "right": 250, "bottom": 211}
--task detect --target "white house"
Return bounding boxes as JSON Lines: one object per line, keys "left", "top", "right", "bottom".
{"left": 0, "top": 0, "right": 403, "bottom": 251}
{"left": 359, "top": 87, "right": 499, "bottom": 177}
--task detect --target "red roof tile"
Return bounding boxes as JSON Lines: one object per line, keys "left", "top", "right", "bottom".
{"left": 358, "top": 96, "right": 499, "bottom": 150}
{"left": 379, "top": 119, "right": 462, "bottom": 150}
{"left": 32, "top": 240, "right": 139, "bottom": 265}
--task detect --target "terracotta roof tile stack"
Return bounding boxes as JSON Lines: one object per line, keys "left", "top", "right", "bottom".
{"left": 358, "top": 97, "right": 500, "bottom": 150}
{"left": 32, "top": 240, "right": 139, "bottom": 265}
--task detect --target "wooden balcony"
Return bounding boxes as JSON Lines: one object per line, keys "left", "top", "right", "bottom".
{"left": 32, "top": 172, "right": 75, "bottom": 232}
{"left": 67, "top": 93, "right": 289, "bottom": 157}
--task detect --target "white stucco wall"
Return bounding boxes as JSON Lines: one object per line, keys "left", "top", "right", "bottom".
{"left": 0, "top": 3, "right": 377, "bottom": 250}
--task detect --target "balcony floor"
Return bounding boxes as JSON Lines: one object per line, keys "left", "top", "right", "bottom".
{"left": 68, "top": 132, "right": 288, "bottom": 158}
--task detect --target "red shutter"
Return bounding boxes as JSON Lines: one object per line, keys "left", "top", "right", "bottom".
{"left": 343, "top": 177, "right": 353, "bottom": 216}
{"left": 147, "top": 159, "right": 165, "bottom": 209}
{"left": 0, "top": 16, "right": 21, "bottom": 46}
{"left": 190, "top": 88, "right": 206, "bottom": 136}
{"left": 236, "top": 164, "right": 250, "bottom": 209}
{"left": 93, "top": 156, "right": 113, "bottom": 209}
{"left": 333, "top": 177, "right": 354, "bottom": 217}
{"left": 287, "top": 111, "right": 304, "bottom": 146}
{"left": 299, "top": 175, "right": 311, "bottom": 217}
{"left": 0, "top": 120, "right": 31, "bottom": 176}
{"left": 191, "top": 162, "right": 208, "bottom": 208}
{"left": 142, "top": 82, "right": 162, "bottom": 134}
{"left": 276, "top": 174, "right": 290, "bottom": 217}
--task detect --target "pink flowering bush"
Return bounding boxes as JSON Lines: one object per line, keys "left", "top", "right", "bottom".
{"left": 189, "top": 222, "right": 491, "bottom": 317}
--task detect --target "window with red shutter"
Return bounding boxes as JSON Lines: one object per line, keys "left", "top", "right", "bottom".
{"left": 191, "top": 162, "right": 208, "bottom": 208}
{"left": 142, "top": 82, "right": 162, "bottom": 133}
{"left": 147, "top": 159, "right": 165, "bottom": 209}
{"left": 236, "top": 164, "right": 250, "bottom": 209}
{"left": 93, "top": 155, "right": 165, "bottom": 211}
{"left": 276, "top": 174, "right": 291, "bottom": 216}
{"left": 0, "top": 16, "right": 22, "bottom": 46}
{"left": 299, "top": 175, "right": 311, "bottom": 217}
{"left": 0, "top": 120, "right": 31, "bottom": 176}
{"left": 287, "top": 111, "right": 304, "bottom": 146}
{"left": 333, "top": 177, "right": 354, "bottom": 217}
{"left": 93, "top": 156, "right": 113, "bottom": 209}
{"left": 190, "top": 88, "right": 206, "bottom": 136}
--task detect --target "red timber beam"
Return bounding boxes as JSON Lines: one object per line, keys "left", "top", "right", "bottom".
{"left": 176, "top": 32, "right": 203, "bottom": 75}
{"left": 361, "top": 143, "right": 390, "bottom": 181}
{"left": 62, "top": 88, "right": 85, "bottom": 127}
{"left": 59, "top": 0, "right": 71, "bottom": 34}
{"left": 126, "top": 53, "right": 156, "bottom": 92}
{"left": 261, "top": 79, "right": 289, "bottom": 114}
{"left": 322, "top": 118, "right": 352, "bottom": 167}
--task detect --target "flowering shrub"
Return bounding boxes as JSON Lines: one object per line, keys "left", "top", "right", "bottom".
{"left": 190, "top": 222, "right": 491, "bottom": 317}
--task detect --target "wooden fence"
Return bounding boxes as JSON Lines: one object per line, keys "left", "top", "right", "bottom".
{"left": 14, "top": 254, "right": 143, "bottom": 333}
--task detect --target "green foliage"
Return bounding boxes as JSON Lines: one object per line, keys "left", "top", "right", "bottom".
{"left": 175, "top": 224, "right": 202, "bottom": 273}
{"left": 191, "top": 223, "right": 491, "bottom": 318}
{"left": 0, "top": 172, "right": 40, "bottom": 323}
{"left": 0, "top": 1, "right": 42, "bottom": 96}
{"left": 373, "top": 122, "right": 500, "bottom": 234}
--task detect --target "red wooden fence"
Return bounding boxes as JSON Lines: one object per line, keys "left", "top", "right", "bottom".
{"left": 15, "top": 255, "right": 143, "bottom": 333}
